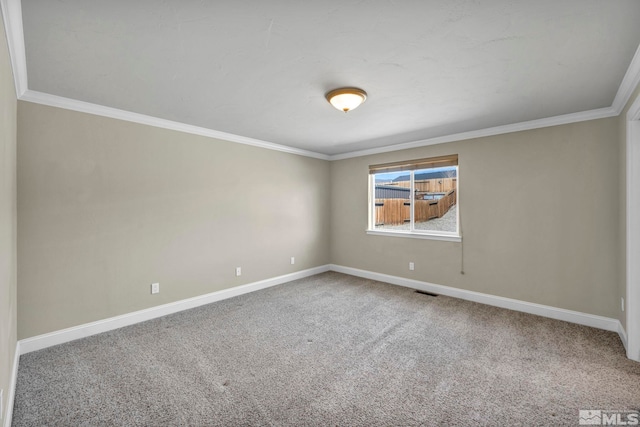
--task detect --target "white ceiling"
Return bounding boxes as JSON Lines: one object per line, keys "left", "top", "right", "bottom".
{"left": 14, "top": 1, "right": 640, "bottom": 156}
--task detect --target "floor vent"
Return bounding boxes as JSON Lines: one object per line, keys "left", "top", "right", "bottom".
{"left": 415, "top": 290, "right": 438, "bottom": 297}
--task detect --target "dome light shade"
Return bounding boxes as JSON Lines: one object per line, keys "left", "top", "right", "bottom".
{"left": 326, "top": 87, "right": 367, "bottom": 112}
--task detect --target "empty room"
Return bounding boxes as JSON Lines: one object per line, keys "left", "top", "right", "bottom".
{"left": 2, "top": 1, "right": 640, "bottom": 425}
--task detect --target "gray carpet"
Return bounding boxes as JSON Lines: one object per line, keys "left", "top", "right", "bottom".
{"left": 12, "top": 272, "right": 640, "bottom": 426}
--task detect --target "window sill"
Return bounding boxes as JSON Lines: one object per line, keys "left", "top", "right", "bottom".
{"left": 366, "top": 229, "right": 462, "bottom": 242}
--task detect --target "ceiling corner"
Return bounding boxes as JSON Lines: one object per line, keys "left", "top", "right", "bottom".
{"left": 612, "top": 43, "right": 640, "bottom": 114}
{"left": 1, "top": 0, "right": 27, "bottom": 97}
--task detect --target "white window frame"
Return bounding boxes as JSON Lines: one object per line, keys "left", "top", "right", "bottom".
{"left": 367, "top": 157, "right": 461, "bottom": 242}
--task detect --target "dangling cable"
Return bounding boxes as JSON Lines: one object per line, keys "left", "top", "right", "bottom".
{"left": 459, "top": 196, "right": 465, "bottom": 275}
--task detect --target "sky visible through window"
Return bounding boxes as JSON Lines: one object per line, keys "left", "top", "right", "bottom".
{"left": 374, "top": 166, "right": 456, "bottom": 182}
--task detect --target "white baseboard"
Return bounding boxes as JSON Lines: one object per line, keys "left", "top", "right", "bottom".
{"left": 329, "top": 264, "right": 622, "bottom": 334}
{"left": 16, "top": 263, "right": 627, "bottom": 357}
{"left": 10, "top": 263, "right": 632, "bottom": 421}
{"left": 19, "top": 265, "right": 330, "bottom": 354}
{"left": 619, "top": 322, "right": 629, "bottom": 352}
{"left": 4, "top": 341, "right": 19, "bottom": 427}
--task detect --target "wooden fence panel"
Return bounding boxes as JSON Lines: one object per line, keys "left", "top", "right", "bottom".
{"left": 375, "top": 198, "right": 410, "bottom": 225}
{"left": 375, "top": 189, "right": 456, "bottom": 226}
{"left": 414, "top": 200, "right": 437, "bottom": 222}
{"left": 387, "top": 178, "right": 456, "bottom": 193}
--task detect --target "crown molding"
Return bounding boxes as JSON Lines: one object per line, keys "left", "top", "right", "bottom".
{"left": 328, "top": 106, "right": 618, "bottom": 160}
{"left": 1, "top": 0, "right": 26, "bottom": 96}
{"left": 3, "top": 0, "right": 640, "bottom": 161}
{"left": 332, "top": 40, "right": 639, "bottom": 161}
{"left": 20, "top": 90, "right": 330, "bottom": 160}
{"left": 612, "top": 44, "right": 640, "bottom": 114}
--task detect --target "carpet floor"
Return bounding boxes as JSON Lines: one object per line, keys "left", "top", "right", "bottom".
{"left": 12, "top": 272, "right": 640, "bottom": 426}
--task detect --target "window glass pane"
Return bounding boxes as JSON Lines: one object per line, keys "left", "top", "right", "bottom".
{"left": 373, "top": 171, "right": 411, "bottom": 230}
{"left": 413, "top": 166, "right": 457, "bottom": 233}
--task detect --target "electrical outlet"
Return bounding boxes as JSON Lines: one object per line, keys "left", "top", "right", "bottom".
{"left": 151, "top": 283, "right": 159, "bottom": 294}
{"left": 236, "top": 267, "right": 242, "bottom": 277}
{"left": 622, "top": 297, "right": 625, "bottom": 312}
{"left": 291, "top": 257, "right": 295, "bottom": 265}
{"left": 409, "top": 262, "right": 415, "bottom": 271}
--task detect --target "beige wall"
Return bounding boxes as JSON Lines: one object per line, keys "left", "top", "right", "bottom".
{"left": 13, "top": 95, "right": 632, "bottom": 342}
{"left": 11, "top": 57, "right": 636, "bottom": 349}
{"left": 0, "top": 12, "right": 17, "bottom": 425}
{"left": 17, "top": 102, "right": 331, "bottom": 339}
{"left": 617, "top": 82, "right": 640, "bottom": 330}
{"left": 331, "top": 118, "right": 621, "bottom": 318}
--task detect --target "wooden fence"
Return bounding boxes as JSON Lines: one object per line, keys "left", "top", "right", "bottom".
{"left": 375, "top": 189, "right": 456, "bottom": 226}
{"left": 385, "top": 178, "right": 456, "bottom": 193}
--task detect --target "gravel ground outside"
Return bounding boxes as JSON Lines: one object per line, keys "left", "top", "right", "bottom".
{"left": 377, "top": 204, "right": 457, "bottom": 232}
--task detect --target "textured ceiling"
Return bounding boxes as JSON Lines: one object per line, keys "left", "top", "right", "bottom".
{"left": 20, "top": 0, "right": 640, "bottom": 155}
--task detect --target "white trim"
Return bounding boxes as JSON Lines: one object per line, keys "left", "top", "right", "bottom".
{"left": 13, "top": 263, "right": 629, "bottom": 363}
{"left": 5, "top": 266, "right": 631, "bottom": 425}
{"left": 409, "top": 173, "right": 415, "bottom": 231}
{"left": 369, "top": 164, "right": 461, "bottom": 242}
{"left": 0, "top": 0, "right": 26, "bottom": 96}
{"left": 329, "top": 107, "right": 618, "bottom": 160}
{"left": 16, "top": 90, "right": 620, "bottom": 163}
{"left": 19, "top": 91, "right": 331, "bottom": 160}
{"left": 613, "top": 44, "right": 640, "bottom": 114}
{"left": 366, "top": 230, "right": 462, "bottom": 242}
{"left": 1, "top": 0, "right": 639, "bottom": 161}
{"left": 330, "top": 42, "right": 639, "bottom": 160}
{"left": 368, "top": 174, "right": 374, "bottom": 229}
{"left": 329, "top": 264, "right": 621, "bottom": 333}
{"left": 19, "top": 265, "right": 330, "bottom": 354}
{"left": 619, "top": 322, "right": 628, "bottom": 353}
{"left": 3, "top": 341, "right": 19, "bottom": 427}
{"left": 626, "top": 95, "right": 640, "bottom": 362}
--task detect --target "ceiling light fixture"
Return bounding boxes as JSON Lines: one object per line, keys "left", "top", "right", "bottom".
{"left": 326, "top": 87, "right": 367, "bottom": 112}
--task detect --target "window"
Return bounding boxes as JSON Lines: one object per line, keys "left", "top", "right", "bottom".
{"left": 368, "top": 155, "right": 460, "bottom": 241}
